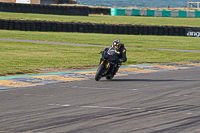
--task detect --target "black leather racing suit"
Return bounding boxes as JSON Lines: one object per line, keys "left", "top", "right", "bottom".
{"left": 113, "top": 43, "right": 127, "bottom": 75}
{"left": 116, "top": 43, "right": 127, "bottom": 63}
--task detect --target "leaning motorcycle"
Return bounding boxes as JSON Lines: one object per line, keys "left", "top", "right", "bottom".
{"left": 95, "top": 47, "right": 119, "bottom": 81}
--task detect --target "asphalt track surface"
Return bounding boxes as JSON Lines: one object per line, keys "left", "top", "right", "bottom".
{"left": 0, "top": 67, "right": 200, "bottom": 133}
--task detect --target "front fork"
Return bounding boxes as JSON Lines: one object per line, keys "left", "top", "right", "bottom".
{"left": 99, "top": 58, "right": 110, "bottom": 75}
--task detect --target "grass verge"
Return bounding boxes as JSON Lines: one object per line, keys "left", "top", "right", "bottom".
{"left": 1, "top": 12, "right": 200, "bottom": 27}
{"left": 0, "top": 30, "right": 200, "bottom": 50}
{"left": 1, "top": 11, "right": 200, "bottom": 76}
{"left": 1, "top": 40, "right": 200, "bottom": 76}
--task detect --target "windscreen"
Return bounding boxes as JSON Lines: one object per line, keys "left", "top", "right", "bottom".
{"left": 107, "top": 47, "right": 115, "bottom": 56}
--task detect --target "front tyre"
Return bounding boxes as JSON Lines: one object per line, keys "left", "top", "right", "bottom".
{"left": 95, "top": 64, "right": 104, "bottom": 81}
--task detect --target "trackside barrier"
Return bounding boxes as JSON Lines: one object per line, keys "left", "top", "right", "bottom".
{"left": 0, "top": 2, "right": 111, "bottom": 15}
{"left": 0, "top": 2, "right": 89, "bottom": 16}
{"left": 1, "top": 19, "right": 199, "bottom": 37}
{"left": 132, "top": 9, "right": 140, "bottom": 16}
{"left": 111, "top": 8, "right": 200, "bottom": 17}
{"left": 89, "top": 7, "right": 110, "bottom": 15}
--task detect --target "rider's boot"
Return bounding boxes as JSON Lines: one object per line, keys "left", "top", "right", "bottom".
{"left": 113, "top": 63, "right": 121, "bottom": 75}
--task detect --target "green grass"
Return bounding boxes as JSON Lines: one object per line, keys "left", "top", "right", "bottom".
{"left": 1, "top": 11, "right": 200, "bottom": 27}
{"left": 0, "top": 40, "right": 101, "bottom": 76}
{"left": 0, "top": 39, "right": 200, "bottom": 76}
{"left": 0, "top": 30, "right": 200, "bottom": 50}
{"left": 0, "top": 9, "right": 200, "bottom": 76}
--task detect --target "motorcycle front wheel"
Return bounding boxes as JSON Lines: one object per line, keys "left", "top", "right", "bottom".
{"left": 95, "top": 64, "right": 104, "bottom": 81}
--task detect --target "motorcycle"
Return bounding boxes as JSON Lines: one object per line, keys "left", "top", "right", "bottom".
{"left": 95, "top": 47, "right": 120, "bottom": 81}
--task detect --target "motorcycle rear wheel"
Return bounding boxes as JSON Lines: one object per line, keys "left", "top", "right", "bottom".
{"left": 95, "top": 64, "right": 104, "bottom": 81}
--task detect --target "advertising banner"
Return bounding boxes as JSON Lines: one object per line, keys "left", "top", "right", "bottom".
{"left": 186, "top": 28, "right": 200, "bottom": 37}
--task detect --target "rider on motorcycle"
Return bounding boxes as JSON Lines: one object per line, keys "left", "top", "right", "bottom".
{"left": 112, "top": 39, "right": 127, "bottom": 63}
{"left": 112, "top": 39, "right": 127, "bottom": 75}
{"left": 102, "top": 39, "right": 127, "bottom": 76}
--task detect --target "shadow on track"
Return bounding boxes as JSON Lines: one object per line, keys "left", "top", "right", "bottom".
{"left": 100, "top": 79, "right": 198, "bottom": 82}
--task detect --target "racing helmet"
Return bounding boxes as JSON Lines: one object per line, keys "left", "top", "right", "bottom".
{"left": 112, "top": 39, "right": 121, "bottom": 50}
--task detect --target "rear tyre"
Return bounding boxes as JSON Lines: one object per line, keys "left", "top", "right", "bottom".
{"left": 95, "top": 64, "right": 104, "bottom": 81}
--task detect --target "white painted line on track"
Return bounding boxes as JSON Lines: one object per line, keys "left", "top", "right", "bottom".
{"left": 80, "top": 106, "right": 128, "bottom": 110}
{"left": 72, "top": 86, "right": 138, "bottom": 91}
{"left": 48, "top": 104, "right": 142, "bottom": 110}
{"left": 47, "top": 104, "right": 193, "bottom": 115}
{"left": 78, "top": 105, "right": 142, "bottom": 110}
{"left": 72, "top": 86, "right": 112, "bottom": 90}
{"left": 62, "top": 104, "right": 71, "bottom": 107}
